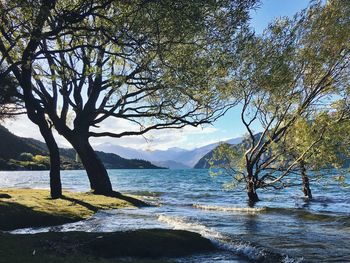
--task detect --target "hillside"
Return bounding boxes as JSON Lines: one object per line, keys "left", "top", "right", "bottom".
{"left": 194, "top": 134, "right": 260, "bottom": 169}
{"left": 95, "top": 137, "right": 243, "bottom": 168}
{"left": 0, "top": 125, "right": 162, "bottom": 170}
{"left": 193, "top": 150, "right": 215, "bottom": 169}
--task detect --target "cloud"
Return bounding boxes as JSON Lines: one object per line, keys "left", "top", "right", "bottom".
{"left": 3, "top": 115, "right": 226, "bottom": 151}
{"left": 3, "top": 115, "right": 72, "bottom": 148}
{"left": 89, "top": 118, "right": 220, "bottom": 150}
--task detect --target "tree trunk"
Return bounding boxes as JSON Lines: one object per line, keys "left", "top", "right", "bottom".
{"left": 247, "top": 179, "right": 259, "bottom": 205}
{"left": 38, "top": 125, "right": 62, "bottom": 199}
{"left": 300, "top": 161, "right": 312, "bottom": 199}
{"left": 70, "top": 135, "right": 113, "bottom": 195}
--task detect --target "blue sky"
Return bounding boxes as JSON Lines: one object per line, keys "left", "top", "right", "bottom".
{"left": 4, "top": 0, "right": 311, "bottom": 150}
{"left": 174, "top": 0, "right": 311, "bottom": 150}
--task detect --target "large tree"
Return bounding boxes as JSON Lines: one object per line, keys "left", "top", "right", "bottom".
{"left": 0, "top": 0, "right": 257, "bottom": 195}
{"left": 212, "top": 0, "right": 350, "bottom": 204}
{"left": 0, "top": 65, "right": 63, "bottom": 198}
{"left": 0, "top": 69, "right": 23, "bottom": 121}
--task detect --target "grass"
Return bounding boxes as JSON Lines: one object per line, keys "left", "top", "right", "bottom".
{"left": 0, "top": 188, "right": 216, "bottom": 262}
{"left": 0, "top": 188, "right": 146, "bottom": 231}
{"left": 0, "top": 229, "right": 215, "bottom": 262}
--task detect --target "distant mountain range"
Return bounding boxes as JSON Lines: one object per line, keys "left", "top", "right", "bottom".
{"left": 0, "top": 125, "right": 162, "bottom": 170}
{"left": 94, "top": 137, "right": 243, "bottom": 169}
{"left": 193, "top": 132, "right": 350, "bottom": 169}
{"left": 0, "top": 124, "right": 245, "bottom": 170}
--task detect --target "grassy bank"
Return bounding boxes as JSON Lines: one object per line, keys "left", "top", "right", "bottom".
{"left": 0, "top": 188, "right": 147, "bottom": 231}
{"left": 0, "top": 229, "right": 215, "bottom": 262}
{"left": 0, "top": 188, "right": 216, "bottom": 262}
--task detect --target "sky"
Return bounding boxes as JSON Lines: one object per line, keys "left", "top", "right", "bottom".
{"left": 3, "top": 0, "right": 311, "bottom": 151}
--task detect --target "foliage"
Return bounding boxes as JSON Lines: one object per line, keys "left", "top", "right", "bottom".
{"left": 212, "top": 0, "right": 350, "bottom": 200}
{"left": 19, "top": 152, "right": 34, "bottom": 161}
{"left": 0, "top": 67, "right": 23, "bottom": 121}
{"left": 32, "top": 154, "right": 50, "bottom": 165}
{"left": 0, "top": 0, "right": 258, "bottom": 193}
{"left": 0, "top": 0, "right": 256, "bottom": 139}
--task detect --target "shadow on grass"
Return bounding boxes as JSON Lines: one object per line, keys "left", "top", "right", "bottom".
{"left": 0, "top": 201, "right": 77, "bottom": 231}
{"left": 60, "top": 195, "right": 99, "bottom": 212}
{"left": 0, "top": 193, "right": 11, "bottom": 199}
{"left": 0, "top": 189, "right": 149, "bottom": 231}
{"left": 105, "top": 191, "right": 150, "bottom": 207}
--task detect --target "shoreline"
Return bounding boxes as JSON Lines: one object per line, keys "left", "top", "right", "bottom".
{"left": 0, "top": 188, "right": 217, "bottom": 262}
{"left": 0, "top": 188, "right": 148, "bottom": 231}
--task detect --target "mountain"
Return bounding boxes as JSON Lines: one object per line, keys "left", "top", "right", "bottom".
{"left": 0, "top": 125, "right": 162, "bottom": 170}
{"left": 153, "top": 160, "right": 191, "bottom": 169}
{"left": 94, "top": 143, "right": 189, "bottom": 163}
{"left": 194, "top": 134, "right": 260, "bottom": 169}
{"left": 193, "top": 150, "right": 215, "bottom": 169}
{"left": 95, "top": 137, "right": 243, "bottom": 168}
{"left": 0, "top": 125, "right": 47, "bottom": 160}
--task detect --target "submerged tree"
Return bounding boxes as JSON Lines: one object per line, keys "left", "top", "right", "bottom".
{"left": 212, "top": 0, "right": 350, "bottom": 204}
{"left": 0, "top": 0, "right": 257, "bottom": 195}
{"left": 276, "top": 113, "right": 350, "bottom": 199}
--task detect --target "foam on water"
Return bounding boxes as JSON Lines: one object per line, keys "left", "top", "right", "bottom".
{"left": 283, "top": 255, "right": 304, "bottom": 263}
{"left": 2, "top": 169, "right": 350, "bottom": 262}
{"left": 158, "top": 214, "right": 267, "bottom": 261}
{"left": 193, "top": 204, "right": 266, "bottom": 214}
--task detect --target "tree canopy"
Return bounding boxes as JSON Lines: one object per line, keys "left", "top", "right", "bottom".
{"left": 0, "top": 67, "right": 23, "bottom": 121}
{"left": 0, "top": 0, "right": 258, "bottom": 195}
{"left": 211, "top": 0, "right": 350, "bottom": 203}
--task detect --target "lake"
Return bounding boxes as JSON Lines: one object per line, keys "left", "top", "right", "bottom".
{"left": 0, "top": 169, "right": 349, "bottom": 262}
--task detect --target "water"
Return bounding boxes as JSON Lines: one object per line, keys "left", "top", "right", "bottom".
{"left": 1, "top": 169, "right": 350, "bottom": 262}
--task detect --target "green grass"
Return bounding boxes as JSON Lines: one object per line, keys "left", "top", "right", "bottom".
{"left": 0, "top": 188, "right": 145, "bottom": 231}
{"left": 1, "top": 230, "right": 203, "bottom": 262}
{"left": 0, "top": 188, "right": 216, "bottom": 262}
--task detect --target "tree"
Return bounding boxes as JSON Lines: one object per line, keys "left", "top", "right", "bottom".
{"left": 19, "top": 152, "right": 34, "bottom": 162}
{"left": 270, "top": 112, "right": 350, "bottom": 199}
{"left": 0, "top": 0, "right": 257, "bottom": 195}
{"left": 0, "top": 1, "right": 65, "bottom": 198}
{"left": 0, "top": 68, "right": 24, "bottom": 121}
{"left": 0, "top": 68, "right": 62, "bottom": 199}
{"left": 1, "top": 64, "right": 62, "bottom": 198}
{"left": 212, "top": 0, "right": 350, "bottom": 204}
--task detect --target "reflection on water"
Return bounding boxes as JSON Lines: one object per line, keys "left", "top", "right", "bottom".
{"left": 1, "top": 169, "right": 350, "bottom": 262}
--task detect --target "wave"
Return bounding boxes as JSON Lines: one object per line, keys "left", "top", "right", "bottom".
{"left": 158, "top": 214, "right": 223, "bottom": 239}
{"left": 126, "top": 190, "right": 163, "bottom": 197}
{"left": 194, "top": 204, "right": 350, "bottom": 226}
{"left": 158, "top": 214, "right": 281, "bottom": 262}
{"left": 193, "top": 204, "right": 267, "bottom": 213}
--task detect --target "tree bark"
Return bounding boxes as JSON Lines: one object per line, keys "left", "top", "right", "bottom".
{"left": 247, "top": 179, "right": 259, "bottom": 205}
{"left": 69, "top": 135, "right": 113, "bottom": 195}
{"left": 300, "top": 161, "right": 312, "bottom": 199}
{"left": 39, "top": 124, "right": 62, "bottom": 199}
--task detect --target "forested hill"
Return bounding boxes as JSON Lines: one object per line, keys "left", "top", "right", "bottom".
{"left": 193, "top": 150, "right": 215, "bottom": 169}
{"left": 193, "top": 145, "right": 235, "bottom": 169}
{"left": 0, "top": 125, "right": 163, "bottom": 170}
{"left": 194, "top": 134, "right": 350, "bottom": 169}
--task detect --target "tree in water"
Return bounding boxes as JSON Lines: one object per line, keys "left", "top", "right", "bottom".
{"left": 0, "top": 0, "right": 257, "bottom": 195}
{"left": 211, "top": 0, "right": 350, "bottom": 204}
